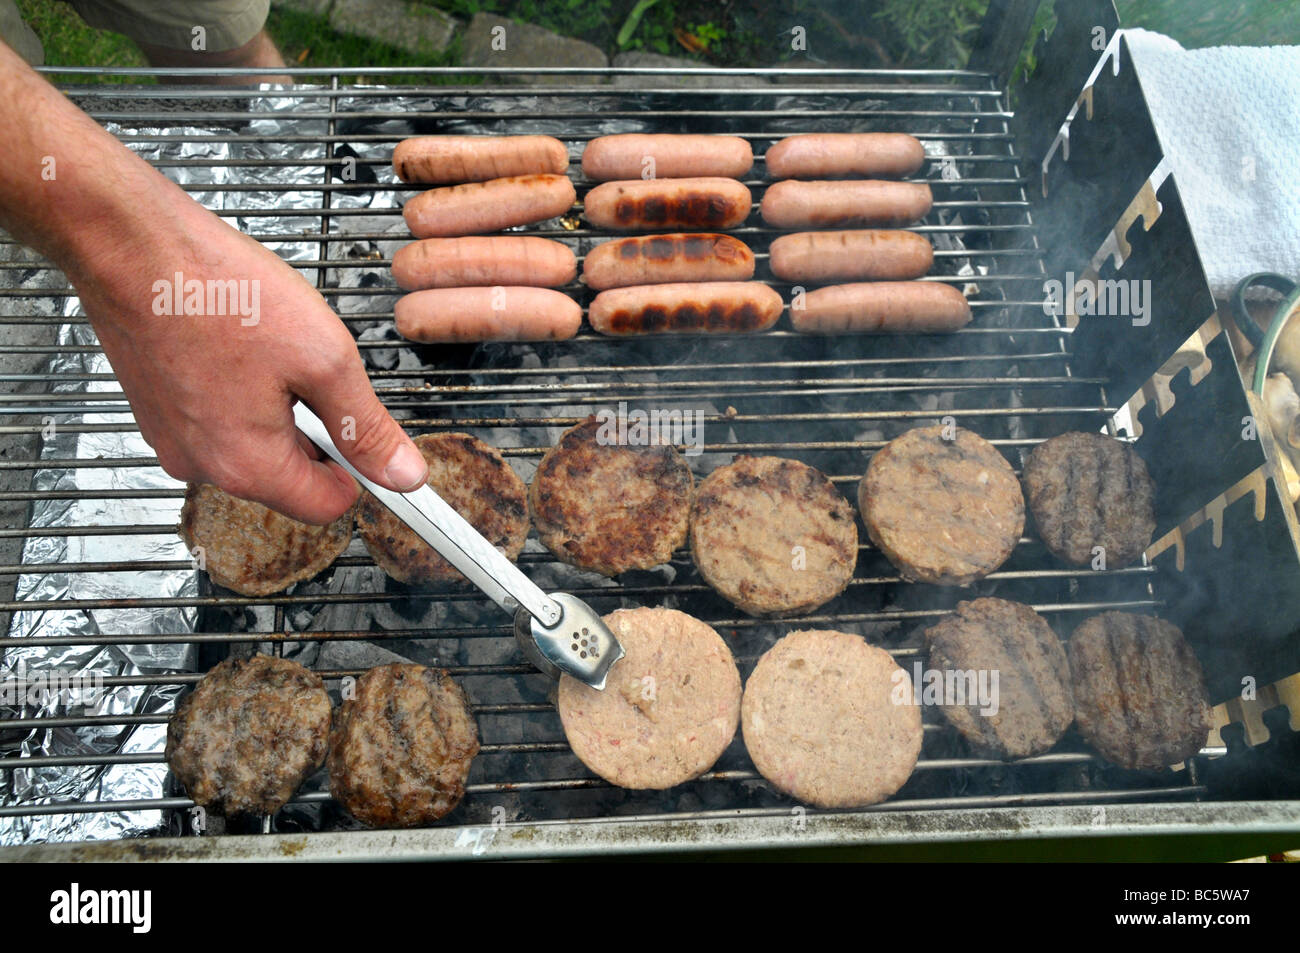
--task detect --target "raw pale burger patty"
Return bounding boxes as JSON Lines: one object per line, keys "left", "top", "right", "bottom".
{"left": 1022, "top": 431, "right": 1156, "bottom": 568}
{"left": 859, "top": 425, "right": 1024, "bottom": 585}
{"left": 742, "top": 630, "right": 922, "bottom": 808}
{"left": 357, "top": 433, "right": 528, "bottom": 586}
{"left": 691, "top": 455, "right": 858, "bottom": 616}
{"left": 329, "top": 664, "right": 480, "bottom": 827}
{"left": 179, "top": 483, "right": 354, "bottom": 596}
{"left": 530, "top": 417, "right": 693, "bottom": 576}
{"left": 558, "top": 607, "right": 741, "bottom": 789}
{"left": 922, "top": 598, "right": 1073, "bottom": 759}
{"left": 166, "top": 655, "right": 331, "bottom": 816}
{"left": 1069, "top": 612, "right": 1211, "bottom": 770}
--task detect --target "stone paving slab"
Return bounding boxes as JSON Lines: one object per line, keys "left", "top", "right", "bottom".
{"left": 459, "top": 12, "right": 608, "bottom": 84}
{"left": 270, "top": 0, "right": 334, "bottom": 18}
{"left": 329, "top": 0, "right": 459, "bottom": 55}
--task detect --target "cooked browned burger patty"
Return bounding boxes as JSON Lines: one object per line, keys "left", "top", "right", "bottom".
{"left": 530, "top": 417, "right": 693, "bottom": 576}
{"left": 742, "top": 630, "right": 922, "bottom": 808}
{"left": 1069, "top": 612, "right": 1211, "bottom": 771}
{"left": 166, "top": 654, "right": 331, "bottom": 816}
{"left": 922, "top": 598, "right": 1073, "bottom": 759}
{"left": 329, "top": 663, "right": 480, "bottom": 827}
{"left": 1022, "top": 431, "right": 1156, "bottom": 568}
{"left": 690, "top": 455, "right": 858, "bottom": 616}
{"left": 356, "top": 432, "right": 528, "bottom": 587}
{"left": 179, "top": 483, "right": 354, "bottom": 596}
{"left": 557, "top": 607, "right": 742, "bottom": 789}
{"left": 859, "top": 425, "right": 1024, "bottom": 586}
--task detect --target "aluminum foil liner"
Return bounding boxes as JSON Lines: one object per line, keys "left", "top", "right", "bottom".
{"left": 1, "top": 90, "right": 355, "bottom": 844}
{"left": 2, "top": 84, "right": 994, "bottom": 844}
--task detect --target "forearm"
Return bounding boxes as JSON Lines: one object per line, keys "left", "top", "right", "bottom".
{"left": 0, "top": 39, "right": 191, "bottom": 291}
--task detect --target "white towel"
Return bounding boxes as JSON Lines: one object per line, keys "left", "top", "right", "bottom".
{"left": 1120, "top": 28, "right": 1300, "bottom": 299}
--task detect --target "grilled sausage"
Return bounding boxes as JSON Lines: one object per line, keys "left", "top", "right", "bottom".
{"left": 393, "top": 135, "right": 568, "bottom": 184}
{"left": 764, "top": 133, "right": 925, "bottom": 179}
{"left": 792, "top": 282, "right": 970, "bottom": 334}
{"left": 769, "top": 230, "right": 933, "bottom": 282}
{"left": 583, "top": 233, "right": 755, "bottom": 290}
{"left": 584, "top": 178, "right": 752, "bottom": 231}
{"left": 589, "top": 281, "right": 782, "bottom": 335}
{"left": 403, "top": 174, "right": 577, "bottom": 238}
{"left": 760, "top": 180, "right": 932, "bottom": 228}
{"left": 392, "top": 237, "right": 577, "bottom": 290}
{"left": 395, "top": 287, "right": 582, "bottom": 342}
{"left": 581, "top": 134, "right": 753, "bottom": 181}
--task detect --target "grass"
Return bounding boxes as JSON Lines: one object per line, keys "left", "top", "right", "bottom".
{"left": 266, "top": 7, "right": 465, "bottom": 85}
{"left": 16, "top": 0, "right": 150, "bottom": 83}
{"left": 16, "top": 0, "right": 462, "bottom": 86}
{"left": 14, "top": 0, "right": 1300, "bottom": 86}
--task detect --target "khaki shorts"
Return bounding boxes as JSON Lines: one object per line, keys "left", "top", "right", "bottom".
{"left": 1, "top": 0, "right": 269, "bottom": 64}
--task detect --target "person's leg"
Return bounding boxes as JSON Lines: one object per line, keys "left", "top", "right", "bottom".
{"left": 68, "top": 0, "right": 289, "bottom": 84}
{"left": 135, "top": 28, "right": 288, "bottom": 85}
{"left": 0, "top": 0, "right": 44, "bottom": 66}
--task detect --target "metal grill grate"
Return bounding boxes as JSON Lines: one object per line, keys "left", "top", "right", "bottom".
{"left": 0, "top": 67, "right": 1213, "bottom": 850}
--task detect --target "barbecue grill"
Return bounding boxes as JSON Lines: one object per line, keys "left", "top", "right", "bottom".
{"left": 2, "top": 0, "right": 1299, "bottom": 861}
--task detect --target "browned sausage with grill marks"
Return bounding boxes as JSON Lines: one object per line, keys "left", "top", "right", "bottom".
{"left": 403, "top": 174, "right": 577, "bottom": 238}
{"left": 582, "top": 134, "right": 753, "bottom": 181}
{"left": 764, "top": 133, "right": 925, "bottom": 179}
{"left": 792, "top": 282, "right": 970, "bottom": 334}
{"left": 393, "top": 135, "right": 568, "bottom": 184}
{"left": 582, "top": 233, "right": 755, "bottom": 290}
{"left": 584, "top": 178, "right": 752, "bottom": 231}
{"left": 761, "top": 180, "right": 932, "bottom": 228}
{"left": 769, "top": 230, "right": 933, "bottom": 282}
{"left": 589, "top": 282, "right": 782, "bottom": 335}
{"left": 395, "top": 287, "right": 582, "bottom": 343}
{"left": 392, "top": 237, "right": 577, "bottom": 290}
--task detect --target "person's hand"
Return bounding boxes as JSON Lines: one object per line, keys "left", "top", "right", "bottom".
{"left": 68, "top": 180, "right": 429, "bottom": 525}
{"left": 0, "top": 41, "right": 426, "bottom": 523}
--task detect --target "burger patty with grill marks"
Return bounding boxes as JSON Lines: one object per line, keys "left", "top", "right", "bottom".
{"left": 179, "top": 483, "right": 355, "bottom": 596}
{"left": 530, "top": 417, "right": 693, "bottom": 576}
{"left": 922, "top": 598, "right": 1073, "bottom": 759}
{"left": 1022, "top": 431, "right": 1156, "bottom": 568}
{"left": 357, "top": 433, "right": 528, "bottom": 587}
{"left": 1069, "top": 612, "right": 1211, "bottom": 771}
{"left": 166, "top": 654, "right": 331, "bottom": 816}
{"left": 328, "top": 663, "right": 480, "bottom": 827}
{"left": 690, "top": 455, "right": 858, "bottom": 616}
{"left": 859, "top": 425, "right": 1024, "bottom": 586}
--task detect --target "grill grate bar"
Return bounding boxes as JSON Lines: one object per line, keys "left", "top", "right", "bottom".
{"left": 94, "top": 130, "right": 1018, "bottom": 146}
{"left": 0, "top": 551, "right": 1153, "bottom": 578}
{"left": 0, "top": 248, "right": 1048, "bottom": 274}
{"left": 0, "top": 222, "right": 1039, "bottom": 248}
{"left": 1, "top": 588, "right": 1159, "bottom": 613}
{"left": 0, "top": 749, "right": 1137, "bottom": 771}
{"left": 83, "top": 108, "right": 1017, "bottom": 124}
{"left": 0, "top": 403, "right": 1113, "bottom": 425}
{"left": 0, "top": 179, "right": 1031, "bottom": 198}
{"left": 0, "top": 349, "right": 1073, "bottom": 385}
{"left": 67, "top": 82, "right": 1001, "bottom": 99}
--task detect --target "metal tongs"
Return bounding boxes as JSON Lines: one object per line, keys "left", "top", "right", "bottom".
{"left": 293, "top": 404, "right": 624, "bottom": 689}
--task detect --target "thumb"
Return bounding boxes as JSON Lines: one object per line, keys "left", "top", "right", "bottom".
{"left": 298, "top": 364, "right": 428, "bottom": 493}
{"left": 240, "top": 430, "right": 361, "bottom": 525}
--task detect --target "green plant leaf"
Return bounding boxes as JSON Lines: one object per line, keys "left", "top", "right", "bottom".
{"left": 617, "top": 0, "right": 662, "bottom": 49}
